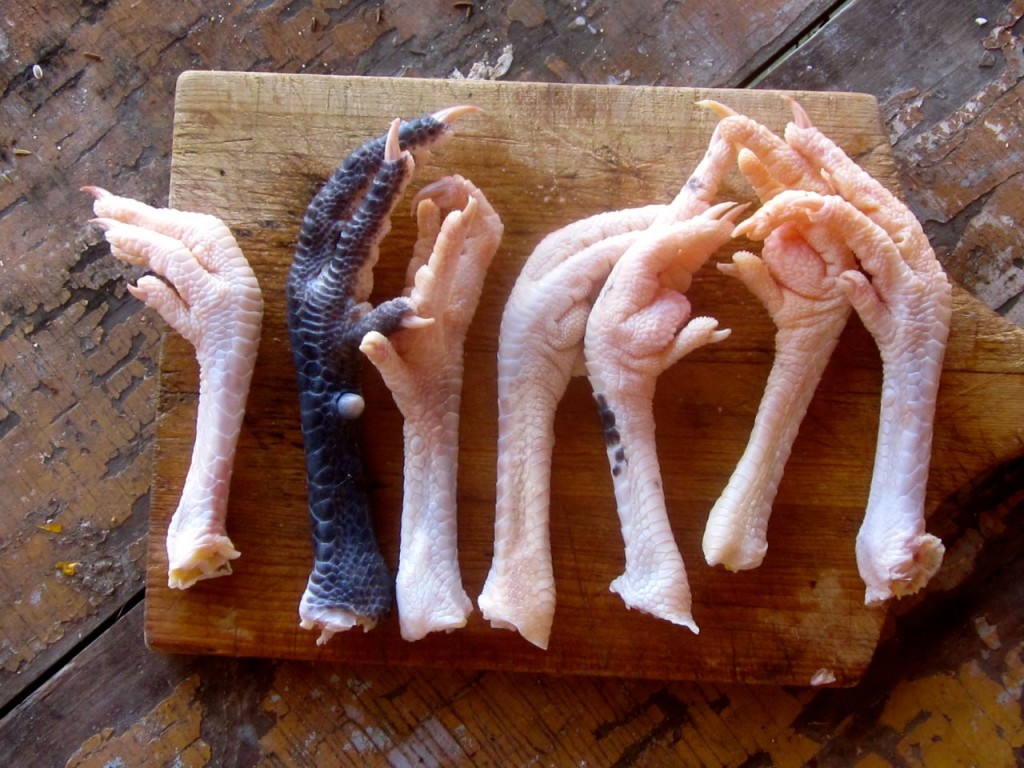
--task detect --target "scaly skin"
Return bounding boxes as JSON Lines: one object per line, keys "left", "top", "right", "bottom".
{"left": 286, "top": 108, "right": 474, "bottom": 644}
{"left": 86, "top": 187, "right": 263, "bottom": 589}
{"left": 479, "top": 135, "right": 734, "bottom": 649}
{"left": 360, "top": 175, "right": 503, "bottom": 641}
{"left": 711, "top": 97, "right": 952, "bottom": 602}
{"left": 583, "top": 203, "right": 740, "bottom": 631}
{"left": 706, "top": 226, "right": 854, "bottom": 570}
{"left": 479, "top": 215, "right": 654, "bottom": 649}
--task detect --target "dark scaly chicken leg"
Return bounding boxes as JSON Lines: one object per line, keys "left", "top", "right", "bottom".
{"left": 286, "top": 108, "right": 474, "bottom": 643}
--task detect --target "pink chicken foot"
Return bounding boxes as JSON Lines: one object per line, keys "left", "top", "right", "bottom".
{"left": 749, "top": 190, "right": 952, "bottom": 603}
{"left": 698, "top": 97, "right": 951, "bottom": 602}
{"left": 360, "top": 175, "right": 503, "bottom": 641}
{"left": 759, "top": 103, "right": 952, "bottom": 603}
{"left": 583, "top": 202, "right": 742, "bottom": 630}
{"left": 697, "top": 99, "right": 862, "bottom": 571}
{"left": 478, "top": 136, "right": 735, "bottom": 649}
{"left": 478, "top": 207, "right": 661, "bottom": 649}
{"left": 86, "top": 186, "right": 263, "bottom": 589}
{"left": 707, "top": 218, "right": 856, "bottom": 570}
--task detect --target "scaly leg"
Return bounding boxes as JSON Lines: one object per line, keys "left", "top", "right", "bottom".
{"left": 286, "top": 109, "right": 475, "bottom": 643}
{"left": 360, "top": 175, "right": 503, "bottom": 641}
{"left": 740, "top": 189, "right": 951, "bottom": 603}
{"left": 583, "top": 203, "right": 740, "bottom": 629}
{"left": 86, "top": 187, "right": 263, "bottom": 589}
{"left": 480, "top": 130, "right": 739, "bottom": 648}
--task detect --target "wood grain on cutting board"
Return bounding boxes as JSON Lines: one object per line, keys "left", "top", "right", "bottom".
{"left": 145, "top": 72, "right": 1024, "bottom": 685}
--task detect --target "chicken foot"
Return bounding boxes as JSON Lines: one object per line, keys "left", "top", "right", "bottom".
{"left": 479, "top": 136, "right": 734, "bottom": 648}
{"left": 707, "top": 222, "right": 855, "bottom": 570}
{"left": 360, "top": 175, "right": 503, "bottom": 641}
{"left": 760, "top": 105, "right": 952, "bottom": 602}
{"left": 86, "top": 187, "right": 263, "bottom": 589}
{"left": 696, "top": 100, "right": 862, "bottom": 571}
{"left": 479, "top": 216, "right": 657, "bottom": 649}
{"left": 743, "top": 189, "right": 952, "bottom": 603}
{"left": 584, "top": 202, "right": 741, "bottom": 630}
{"left": 286, "top": 109, "right": 474, "bottom": 643}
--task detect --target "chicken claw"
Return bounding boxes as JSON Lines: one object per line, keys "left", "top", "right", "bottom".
{"left": 698, "top": 101, "right": 864, "bottom": 573}
{"left": 86, "top": 186, "right": 263, "bottom": 589}
{"left": 705, "top": 220, "right": 855, "bottom": 569}
{"left": 743, "top": 188, "right": 952, "bottom": 603}
{"left": 360, "top": 175, "right": 503, "bottom": 641}
{"left": 583, "top": 202, "right": 740, "bottom": 630}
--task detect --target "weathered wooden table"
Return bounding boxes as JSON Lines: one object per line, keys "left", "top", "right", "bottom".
{"left": 2, "top": 1, "right": 1023, "bottom": 765}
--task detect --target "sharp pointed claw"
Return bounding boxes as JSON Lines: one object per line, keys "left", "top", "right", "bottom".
{"left": 782, "top": 95, "right": 813, "bottom": 129}
{"left": 384, "top": 118, "right": 402, "bottom": 162}
{"left": 725, "top": 202, "right": 751, "bottom": 223}
{"left": 401, "top": 314, "right": 435, "bottom": 330}
{"left": 432, "top": 104, "right": 482, "bottom": 125}
{"left": 731, "top": 217, "right": 757, "bottom": 240}
{"left": 90, "top": 216, "right": 117, "bottom": 231}
{"left": 696, "top": 99, "right": 737, "bottom": 119}
{"left": 410, "top": 175, "right": 468, "bottom": 214}
{"left": 705, "top": 201, "right": 750, "bottom": 224}
{"left": 81, "top": 185, "right": 111, "bottom": 201}
{"left": 704, "top": 201, "right": 737, "bottom": 220}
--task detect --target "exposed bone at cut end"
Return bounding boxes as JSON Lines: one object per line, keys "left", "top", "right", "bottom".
{"left": 858, "top": 518, "right": 946, "bottom": 605}
{"left": 299, "top": 596, "right": 377, "bottom": 646}
{"left": 86, "top": 186, "right": 263, "bottom": 590}
{"left": 166, "top": 530, "right": 241, "bottom": 589}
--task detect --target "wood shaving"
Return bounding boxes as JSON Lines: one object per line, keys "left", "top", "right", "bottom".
{"left": 449, "top": 44, "right": 513, "bottom": 80}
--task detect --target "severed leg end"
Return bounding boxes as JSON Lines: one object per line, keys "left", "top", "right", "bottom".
{"left": 167, "top": 533, "right": 241, "bottom": 589}
{"left": 298, "top": 597, "right": 377, "bottom": 646}
{"left": 857, "top": 529, "right": 945, "bottom": 605}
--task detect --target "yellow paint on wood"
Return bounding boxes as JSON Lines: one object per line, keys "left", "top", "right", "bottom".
{"left": 65, "top": 674, "right": 212, "bottom": 768}
{"left": 853, "top": 755, "right": 896, "bottom": 768}
{"left": 878, "top": 653, "right": 1024, "bottom": 767}
{"left": 254, "top": 661, "right": 835, "bottom": 767}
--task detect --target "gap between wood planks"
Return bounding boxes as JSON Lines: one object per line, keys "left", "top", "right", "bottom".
{"left": 0, "top": 589, "right": 145, "bottom": 722}
{"left": 741, "top": 0, "right": 855, "bottom": 87}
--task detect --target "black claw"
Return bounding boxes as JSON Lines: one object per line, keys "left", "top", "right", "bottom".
{"left": 291, "top": 113, "right": 456, "bottom": 285}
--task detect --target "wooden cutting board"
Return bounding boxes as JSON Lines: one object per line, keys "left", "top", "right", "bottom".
{"left": 145, "top": 71, "right": 1024, "bottom": 686}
